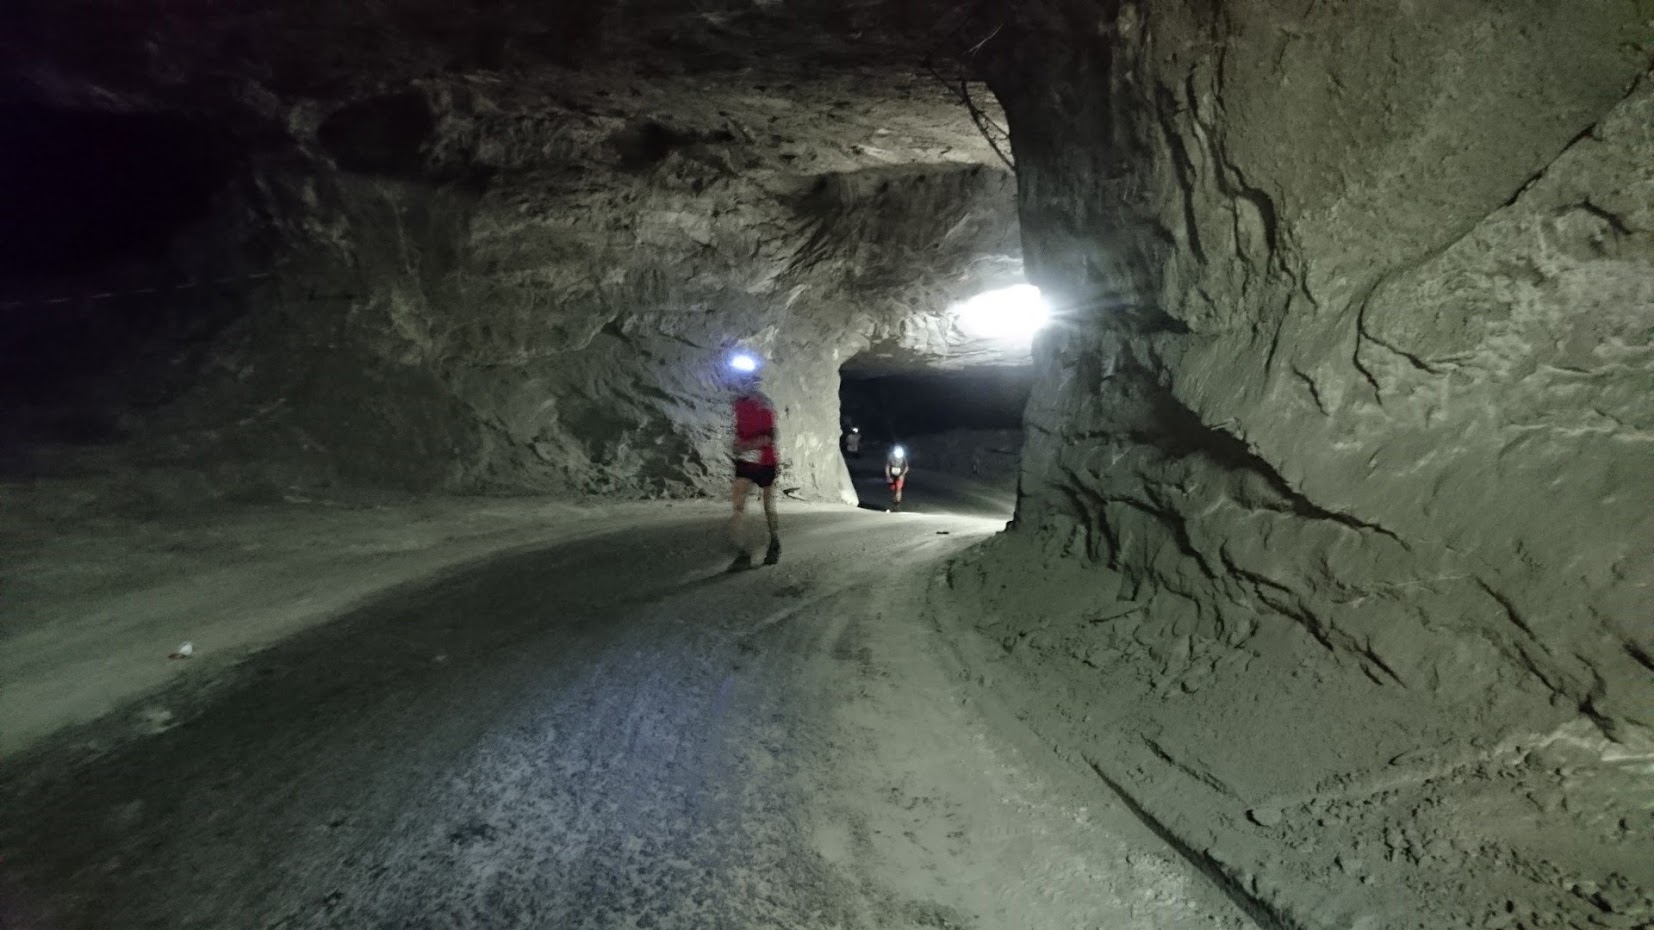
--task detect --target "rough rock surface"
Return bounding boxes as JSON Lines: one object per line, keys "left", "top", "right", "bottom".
{"left": 1, "top": 1, "right": 1022, "bottom": 502}
{"left": 7, "top": 0, "right": 1654, "bottom": 925}
{"left": 904, "top": 429, "right": 1021, "bottom": 491}
{"left": 938, "top": 1, "right": 1654, "bottom": 926}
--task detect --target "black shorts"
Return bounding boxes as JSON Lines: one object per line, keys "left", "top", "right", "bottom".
{"left": 735, "top": 461, "right": 777, "bottom": 488}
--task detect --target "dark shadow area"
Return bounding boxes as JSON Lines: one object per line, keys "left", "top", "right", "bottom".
{"left": 317, "top": 91, "right": 435, "bottom": 177}
{"left": 0, "top": 104, "right": 241, "bottom": 278}
{"left": 0, "top": 102, "right": 249, "bottom": 456}
{"left": 838, "top": 366, "right": 1030, "bottom": 442}
{"left": 608, "top": 119, "right": 737, "bottom": 171}
{"left": 837, "top": 365, "right": 1028, "bottom": 519}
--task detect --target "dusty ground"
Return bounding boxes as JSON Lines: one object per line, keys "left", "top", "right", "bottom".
{"left": 1, "top": 491, "right": 722, "bottom": 756}
{"left": 0, "top": 478, "right": 1251, "bottom": 929}
{"left": 935, "top": 544, "right": 1654, "bottom": 930}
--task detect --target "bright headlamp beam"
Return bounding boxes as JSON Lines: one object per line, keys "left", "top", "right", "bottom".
{"left": 729, "top": 353, "right": 759, "bottom": 373}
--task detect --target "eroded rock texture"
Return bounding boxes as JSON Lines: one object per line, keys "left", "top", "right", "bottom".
{"left": 943, "top": 0, "right": 1653, "bottom": 924}
{"left": 1, "top": 1, "right": 1021, "bottom": 502}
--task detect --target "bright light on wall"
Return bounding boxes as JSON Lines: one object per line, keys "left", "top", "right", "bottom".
{"left": 728, "top": 352, "right": 759, "bottom": 373}
{"left": 951, "top": 284, "right": 1051, "bottom": 344}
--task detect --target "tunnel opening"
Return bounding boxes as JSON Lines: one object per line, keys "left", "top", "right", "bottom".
{"left": 837, "top": 362, "right": 1029, "bottom": 517}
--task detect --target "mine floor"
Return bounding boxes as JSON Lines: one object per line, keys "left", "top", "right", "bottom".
{"left": 3, "top": 484, "right": 1251, "bottom": 929}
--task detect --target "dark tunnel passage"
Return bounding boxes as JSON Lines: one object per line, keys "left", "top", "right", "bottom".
{"left": 0, "top": 104, "right": 248, "bottom": 447}
{"left": 837, "top": 364, "right": 1030, "bottom": 516}
{"left": 0, "top": 105, "right": 241, "bottom": 278}
{"left": 838, "top": 366, "right": 1030, "bottom": 443}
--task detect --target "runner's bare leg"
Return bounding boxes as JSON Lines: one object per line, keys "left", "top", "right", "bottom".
{"left": 729, "top": 477, "right": 752, "bottom": 550}
{"left": 761, "top": 484, "right": 779, "bottom": 541}
{"left": 761, "top": 483, "right": 781, "bottom": 563}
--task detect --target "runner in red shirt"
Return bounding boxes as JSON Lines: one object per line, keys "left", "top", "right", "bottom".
{"left": 884, "top": 443, "right": 910, "bottom": 511}
{"left": 728, "top": 355, "right": 781, "bottom": 571}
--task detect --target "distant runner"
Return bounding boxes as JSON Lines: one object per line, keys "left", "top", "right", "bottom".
{"left": 884, "top": 443, "right": 910, "bottom": 512}
{"left": 728, "top": 353, "right": 781, "bottom": 571}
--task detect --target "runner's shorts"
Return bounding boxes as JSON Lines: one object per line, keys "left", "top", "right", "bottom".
{"left": 736, "top": 461, "right": 777, "bottom": 488}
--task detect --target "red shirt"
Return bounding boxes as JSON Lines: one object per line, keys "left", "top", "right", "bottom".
{"left": 734, "top": 393, "right": 778, "bottom": 467}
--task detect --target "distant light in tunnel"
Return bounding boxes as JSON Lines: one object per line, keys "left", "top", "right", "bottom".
{"left": 728, "top": 352, "right": 759, "bottom": 373}
{"left": 950, "top": 284, "right": 1051, "bottom": 345}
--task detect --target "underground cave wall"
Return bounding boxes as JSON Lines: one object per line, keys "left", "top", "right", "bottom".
{"left": 993, "top": 2, "right": 1654, "bottom": 741}
{"left": 3, "top": 0, "right": 1027, "bottom": 503}
{"left": 200, "top": 166, "right": 861, "bottom": 501}
{"left": 135, "top": 84, "right": 1022, "bottom": 502}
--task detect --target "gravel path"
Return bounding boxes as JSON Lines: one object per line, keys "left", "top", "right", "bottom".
{"left": 3, "top": 508, "right": 1252, "bottom": 929}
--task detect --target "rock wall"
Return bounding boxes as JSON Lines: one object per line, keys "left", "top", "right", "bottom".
{"left": 940, "top": 1, "right": 1653, "bottom": 924}
{"left": 1, "top": 1, "right": 1023, "bottom": 504}
{"left": 904, "top": 429, "right": 1021, "bottom": 490}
